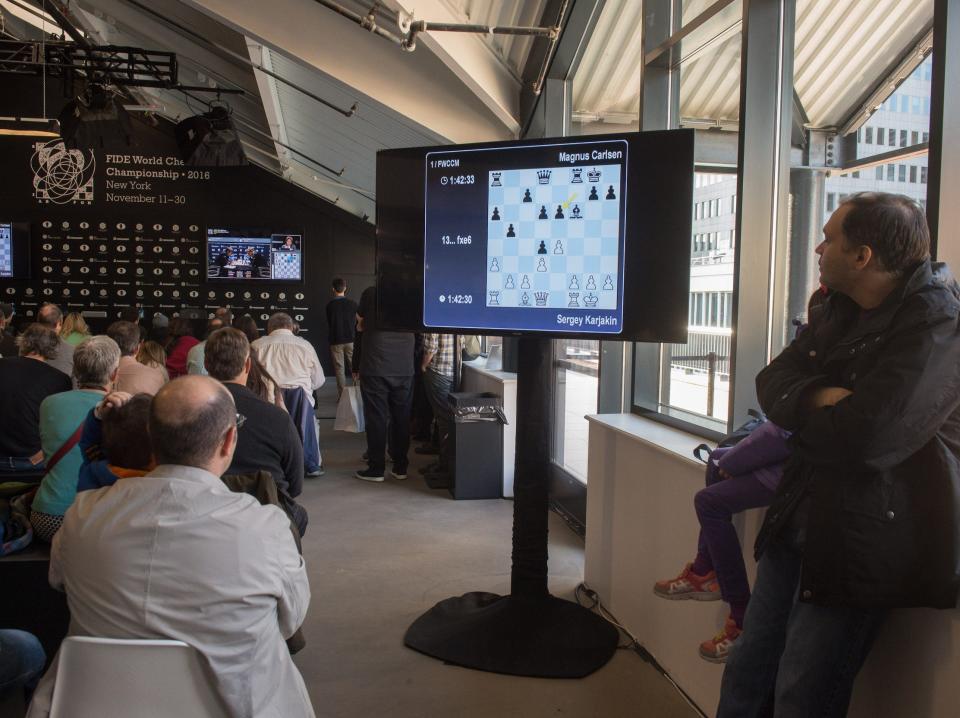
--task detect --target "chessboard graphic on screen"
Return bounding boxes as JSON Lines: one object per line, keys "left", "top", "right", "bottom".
{"left": 0, "top": 223, "right": 12, "bottom": 278}
{"left": 485, "top": 164, "right": 620, "bottom": 310}
{"left": 272, "top": 251, "right": 301, "bottom": 279}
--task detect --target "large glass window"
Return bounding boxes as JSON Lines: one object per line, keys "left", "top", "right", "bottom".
{"left": 551, "top": 339, "right": 598, "bottom": 482}
{"left": 822, "top": 56, "right": 932, "bottom": 228}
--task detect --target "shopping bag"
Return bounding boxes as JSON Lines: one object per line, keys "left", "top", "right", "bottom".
{"left": 334, "top": 386, "right": 365, "bottom": 432}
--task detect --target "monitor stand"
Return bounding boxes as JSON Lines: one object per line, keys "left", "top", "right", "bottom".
{"left": 404, "top": 336, "right": 619, "bottom": 678}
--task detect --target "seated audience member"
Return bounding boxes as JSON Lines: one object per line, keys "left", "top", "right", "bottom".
{"left": 187, "top": 315, "right": 230, "bottom": 376}
{"left": 654, "top": 420, "right": 791, "bottom": 662}
{"left": 148, "top": 312, "right": 169, "bottom": 345}
{"left": 248, "top": 348, "right": 286, "bottom": 410}
{"left": 0, "top": 629, "right": 45, "bottom": 704}
{"left": 164, "top": 317, "right": 199, "bottom": 380}
{"left": 136, "top": 339, "right": 169, "bottom": 380}
{"left": 77, "top": 392, "right": 154, "bottom": 491}
{"left": 251, "top": 312, "right": 324, "bottom": 405}
{"left": 26, "top": 376, "right": 314, "bottom": 718}
{"left": 37, "top": 303, "right": 74, "bottom": 379}
{"left": 234, "top": 313, "right": 260, "bottom": 343}
{"left": 106, "top": 320, "right": 167, "bottom": 395}
{"left": 205, "top": 328, "right": 307, "bottom": 536}
{"left": 0, "top": 302, "right": 18, "bottom": 358}
{"left": 0, "top": 325, "right": 72, "bottom": 475}
{"left": 60, "top": 312, "right": 91, "bottom": 346}
{"left": 30, "top": 336, "right": 121, "bottom": 542}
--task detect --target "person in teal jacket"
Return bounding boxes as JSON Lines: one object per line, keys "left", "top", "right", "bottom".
{"left": 30, "top": 336, "right": 120, "bottom": 542}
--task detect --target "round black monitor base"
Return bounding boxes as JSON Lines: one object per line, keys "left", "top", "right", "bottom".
{"left": 404, "top": 591, "right": 619, "bottom": 678}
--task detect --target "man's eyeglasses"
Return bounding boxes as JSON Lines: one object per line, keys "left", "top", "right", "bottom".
{"left": 236, "top": 413, "right": 247, "bottom": 429}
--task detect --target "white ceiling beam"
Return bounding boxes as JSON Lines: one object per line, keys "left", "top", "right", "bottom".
{"left": 387, "top": 0, "right": 522, "bottom": 134}
{"left": 246, "top": 40, "right": 294, "bottom": 180}
{"left": 179, "top": 0, "right": 515, "bottom": 144}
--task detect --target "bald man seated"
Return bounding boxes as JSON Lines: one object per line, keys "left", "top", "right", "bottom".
{"left": 27, "top": 376, "right": 315, "bottom": 718}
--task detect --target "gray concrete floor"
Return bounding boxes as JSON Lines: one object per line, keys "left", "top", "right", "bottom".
{"left": 295, "top": 386, "right": 701, "bottom": 718}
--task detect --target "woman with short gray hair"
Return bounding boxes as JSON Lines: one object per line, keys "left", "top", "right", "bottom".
{"left": 31, "top": 335, "right": 122, "bottom": 542}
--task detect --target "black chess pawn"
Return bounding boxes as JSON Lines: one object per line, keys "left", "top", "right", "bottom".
{"left": 538, "top": 205, "right": 548, "bottom": 220}
{"left": 506, "top": 223, "right": 516, "bottom": 237}
{"left": 523, "top": 189, "right": 532, "bottom": 202}
{"left": 589, "top": 186, "right": 599, "bottom": 200}
{"left": 537, "top": 240, "right": 547, "bottom": 255}
{"left": 491, "top": 207, "right": 500, "bottom": 220}
{"left": 555, "top": 205, "right": 564, "bottom": 219}
{"left": 606, "top": 185, "right": 616, "bottom": 200}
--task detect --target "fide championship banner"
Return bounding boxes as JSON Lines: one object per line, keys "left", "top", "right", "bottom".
{"left": 0, "top": 117, "right": 374, "bottom": 367}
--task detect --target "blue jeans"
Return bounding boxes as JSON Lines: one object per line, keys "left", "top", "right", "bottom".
{"left": 717, "top": 538, "right": 885, "bottom": 718}
{"left": 0, "top": 630, "right": 46, "bottom": 695}
{"left": 0, "top": 457, "right": 44, "bottom": 474}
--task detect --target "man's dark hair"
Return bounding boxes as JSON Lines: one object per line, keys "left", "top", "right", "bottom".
{"left": 205, "top": 317, "right": 224, "bottom": 339}
{"left": 106, "top": 320, "right": 141, "bottom": 356}
{"left": 840, "top": 192, "right": 930, "bottom": 275}
{"left": 149, "top": 382, "right": 235, "bottom": 467}
{"left": 0, "top": 303, "right": 13, "bottom": 321}
{"left": 204, "top": 327, "right": 250, "bottom": 381}
{"left": 267, "top": 312, "right": 295, "bottom": 333}
{"left": 103, "top": 394, "right": 154, "bottom": 469}
{"left": 332, "top": 277, "right": 346, "bottom": 293}
{"left": 17, "top": 323, "right": 59, "bottom": 359}
{"left": 167, "top": 316, "right": 195, "bottom": 339}
{"left": 118, "top": 307, "right": 140, "bottom": 324}
{"left": 37, "top": 303, "right": 63, "bottom": 328}
{"left": 233, "top": 314, "right": 260, "bottom": 343}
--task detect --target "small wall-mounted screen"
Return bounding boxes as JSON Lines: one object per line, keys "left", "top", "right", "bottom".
{"left": 0, "top": 223, "right": 13, "bottom": 278}
{"left": 206, "top": 228, "right": 303, "bottom": 282}
{"left": 0, "top": 222, "right": 31, "bottom": 280}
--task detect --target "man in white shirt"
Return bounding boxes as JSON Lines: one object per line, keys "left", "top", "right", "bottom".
{"left": 27, "top": 376, "right": 314, "bottom": 718}
{"left": 251, "top": 312, "right": 325, "bottom": 405}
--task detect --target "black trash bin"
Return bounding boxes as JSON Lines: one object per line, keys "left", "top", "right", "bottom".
{"left": 448, "top": 392, "right": 506, "bottom": 500}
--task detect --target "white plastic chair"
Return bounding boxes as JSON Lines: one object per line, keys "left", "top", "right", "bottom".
{"left": 48, "top": 636, "right": 231, "bottom": 718}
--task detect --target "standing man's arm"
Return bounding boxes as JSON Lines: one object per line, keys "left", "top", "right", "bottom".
{"left": 792, "top": 309, "right": 960, "bottom": 471}
{"left": 756, "top": 328, "right": 830, "bottom": 430}
{"left": 421, "top": 333, "right": 438, "bottom": 373}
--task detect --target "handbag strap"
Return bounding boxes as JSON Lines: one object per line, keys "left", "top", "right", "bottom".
{"left": 43, "top": 422, "right": 85, "bottom": 478}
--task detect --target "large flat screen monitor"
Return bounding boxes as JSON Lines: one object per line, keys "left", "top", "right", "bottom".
{"left": 376, "top": 130, "right": 694, "bottom": 342}
{"left": 0, "top": 222, "right": 31, "bottom": 280}
{"left": 206, "top": 227, "right": 303, "bottom": 282}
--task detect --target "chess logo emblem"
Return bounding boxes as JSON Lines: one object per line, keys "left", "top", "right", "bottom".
{"left": 537, "top": 169, "right": 552, "bottom": 185}
{"left": 31, "top": 140, "right": 95, "bottom": 204}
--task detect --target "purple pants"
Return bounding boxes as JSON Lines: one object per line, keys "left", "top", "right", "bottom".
{"left": 692, "top": 458, "right": 778, "bottom": 625}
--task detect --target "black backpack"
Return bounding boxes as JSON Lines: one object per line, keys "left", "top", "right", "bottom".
{"left": 693, "top": 408, "right": 766, "bottom": 463}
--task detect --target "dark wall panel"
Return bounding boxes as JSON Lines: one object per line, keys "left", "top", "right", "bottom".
{"left": 0, "top": 76, "right": 374, "bottom": 374}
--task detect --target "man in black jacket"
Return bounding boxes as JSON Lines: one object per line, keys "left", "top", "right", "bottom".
{"left": 204, "top": 327, "right": 308, "bottom": 536}
{"left": 718, "top": 192, "right": 960, "bottom": 717}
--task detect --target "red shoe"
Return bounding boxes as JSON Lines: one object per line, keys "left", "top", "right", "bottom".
{"left": 653, "top": 563, "right": 721, "bottom": 601}
{"left": 699, "top": 616, "right": 742, "bottom": 663}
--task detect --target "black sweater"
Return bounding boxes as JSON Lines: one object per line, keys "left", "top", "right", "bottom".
{"left": 224, "top": 382, "right": 307, "bottom": 534}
